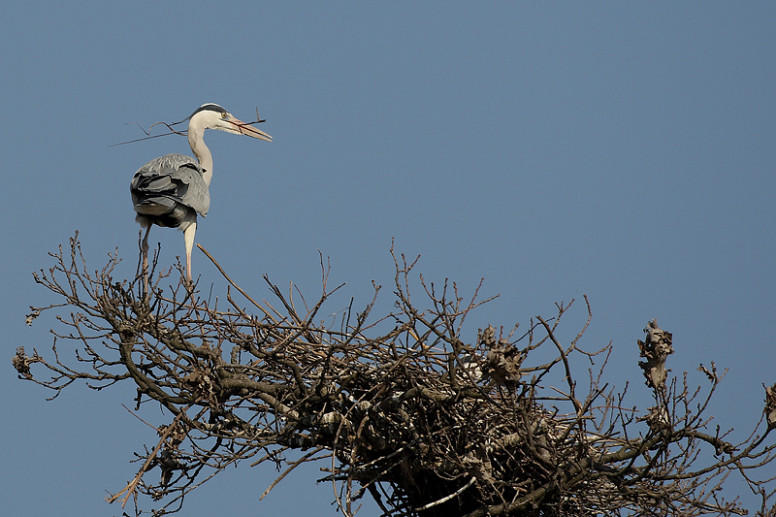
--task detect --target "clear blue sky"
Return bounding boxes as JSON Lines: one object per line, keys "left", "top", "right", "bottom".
{"left": 3, "top": 2, "right": 775, "bottom": 515}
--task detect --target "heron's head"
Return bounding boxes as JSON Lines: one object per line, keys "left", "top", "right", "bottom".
{"left": 189, "top": 103, "right": 272, "bottom": 142}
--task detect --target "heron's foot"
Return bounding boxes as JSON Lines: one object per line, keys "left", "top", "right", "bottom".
{"left": 183, "top": 275, "right": 195, "bottom": 295}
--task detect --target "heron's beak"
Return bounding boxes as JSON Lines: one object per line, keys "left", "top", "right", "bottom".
{"left": 229, "top": 116, "right": 272, "bottom": 142}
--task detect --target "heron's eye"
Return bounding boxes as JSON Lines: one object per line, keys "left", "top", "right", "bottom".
{"left": 221, "top": 112, "right": 228, "bottom": 119}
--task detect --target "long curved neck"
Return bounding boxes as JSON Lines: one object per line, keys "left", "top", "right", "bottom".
{"left": 187, "top": 125, "right": 214, "bottom": 186}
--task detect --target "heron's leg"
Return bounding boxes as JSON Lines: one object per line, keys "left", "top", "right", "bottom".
{"left": 183, "top": 222, "right": 197, "bottom": 285}
{"left": 141, "top": 225, "right": 151, "bottom": 297}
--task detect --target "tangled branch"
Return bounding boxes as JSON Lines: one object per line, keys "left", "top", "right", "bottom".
{"left": 13, "top": 235, "right": 776, "bottom": 516}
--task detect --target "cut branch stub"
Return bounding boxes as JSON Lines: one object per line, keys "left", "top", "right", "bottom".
{"left": 765, "top": 383, "right": 776, "bottom": 429}
{"left": 12, "top": 346, "right": 34, "bottom": 379}
{"left": 484, "top": 340, "right": 523, "bottom": 387}
{"left": 637, "top": 319, "right": 673, "bottom": 391}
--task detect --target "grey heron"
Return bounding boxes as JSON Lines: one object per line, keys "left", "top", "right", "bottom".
{"left": 130, "top": 103, "right": 271, "bottom": 285}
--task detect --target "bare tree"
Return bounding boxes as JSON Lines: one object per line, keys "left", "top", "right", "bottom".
{"left": 13, "top": 235, "right": 776, "bottom": 516}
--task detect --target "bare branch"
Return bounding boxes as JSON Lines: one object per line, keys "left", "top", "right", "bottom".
{"left": 14, "top": 235, "right": 776, "bottom": 517}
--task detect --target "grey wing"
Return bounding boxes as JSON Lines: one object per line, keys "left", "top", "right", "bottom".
{"left": 130, "top": 153, "right": 210, "bottom": 217}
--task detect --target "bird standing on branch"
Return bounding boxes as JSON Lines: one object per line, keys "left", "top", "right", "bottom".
{"left": 130, "top": 103, "right": 271, "bottom": 287}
